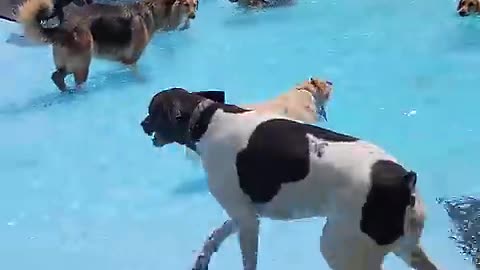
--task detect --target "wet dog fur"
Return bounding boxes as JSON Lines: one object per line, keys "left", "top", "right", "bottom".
{"left": 184, "top": 77, "right": 333, "bottom": 163}
{"left": 457, "top": 0, "right": 480, "bottom": 16}
{"left": 17, "top": 0, "right": 198, "bottom": 91}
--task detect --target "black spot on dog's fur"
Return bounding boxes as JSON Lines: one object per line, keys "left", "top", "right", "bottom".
{"left": 90, "top": 17, "right": 132, "bottom": 46}
{"left": 236, "top": 119, "right": 359, "bottom": 203}
{"left": 360, "top": 160, "right": 415, "bottom": 245}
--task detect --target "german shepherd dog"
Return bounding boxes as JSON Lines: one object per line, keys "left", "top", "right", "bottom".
{"left": 17, "top": 0, "right": 198, "bottom": 91}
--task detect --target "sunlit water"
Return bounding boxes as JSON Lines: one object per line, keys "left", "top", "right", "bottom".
{"left": 1, "top": 0, "right": 479, "bottom": 269}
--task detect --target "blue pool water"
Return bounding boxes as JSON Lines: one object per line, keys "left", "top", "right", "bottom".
{"left": 1, "top": 0, "right": 479, "bottom": 269}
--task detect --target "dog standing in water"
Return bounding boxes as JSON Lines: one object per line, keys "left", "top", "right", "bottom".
{"left": 141, "top": 88, "right": 440, "bottom": 270}
{"left": 184, "top": 77, "right": 332, "bottom": 163}
{"left": 17, "top": 0, "right": 198, "bottom": 91}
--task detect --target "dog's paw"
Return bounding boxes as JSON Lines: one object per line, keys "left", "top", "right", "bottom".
{"left": 192, "top": 252, "right": 210, "bottom": 270}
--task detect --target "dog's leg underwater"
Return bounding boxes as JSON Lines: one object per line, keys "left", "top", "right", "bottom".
{"left": 209, "top": 180, "right": 260, "bottom": 270}
{"left": 192, "top": 220, "right": 238, "bottom": 270}
{"left": 51, "top": 68, "right": 68, "bottom": 92}
{"left": 71, "top": 29, "right": 92, "bottom": 90}
{"left": 122, "top": 15, "right": 149, "bottom": 66}
{"left": 52, "top": 44, "right": 69, "bottom": 91}
{"left": 121, "top": 15, "right": 149, "bottom": 82}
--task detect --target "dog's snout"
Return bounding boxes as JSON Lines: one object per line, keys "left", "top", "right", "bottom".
{"left": 188, "top": 12, "right": 196, "bottom": 19}
{"left": 459, "top": 10, "right": 468, "bottom": 16}
{"left": 141, "top": 117, "right": 153, "bottom": 135}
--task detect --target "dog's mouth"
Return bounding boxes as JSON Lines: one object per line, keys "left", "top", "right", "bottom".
{"left": 148, "top": 132, "right": 168, "bottom": 147}
{"left": 459, "top": 10, "right": 469, "bottom": 16}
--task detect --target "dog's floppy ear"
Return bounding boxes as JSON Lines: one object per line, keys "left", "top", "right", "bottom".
{"left": 192, "top": 91, "right": 225, "bottom": 104}
{"left": 404, "top": 171, "right": 417, "bottom": 191}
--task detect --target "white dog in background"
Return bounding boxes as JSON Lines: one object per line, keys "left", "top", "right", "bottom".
{"left": 184, "top": 77, "right": 333, "bottom": 163}
{"left": 141, "top": 87, "right": 439, "bottom": 270}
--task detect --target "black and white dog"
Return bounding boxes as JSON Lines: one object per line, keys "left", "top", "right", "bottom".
{"left": 140, "top": 87, "right": 440, "bottom": 270}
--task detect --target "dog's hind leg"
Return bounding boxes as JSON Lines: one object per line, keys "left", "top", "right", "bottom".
{"left": 52, "top": 46, "right": 69, "bottom": 92}
{"left": 192, "top": 219, "right": 237, "bottom": 270}
{"left": 393, "top": 244, "right": 439, "bottom": 270}
{"left": 74, "top": 68, "right": 90, "bottom": 90}
{"left": 72, "top": 52, "right": 92, "bottom": 90}
{"left": 320, "top": 218, "right": 387, "bottom": 270}
{"left": 121, "top": 16, "right": 149, "bottom": 81}
{"left": 122, "top": 15, "right": 149, "bottom": 66}
{"left": 51, "top": 68, "right": 68, "bottom": 92}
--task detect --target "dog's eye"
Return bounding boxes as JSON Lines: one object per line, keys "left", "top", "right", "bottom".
{"left": 184, "top": 2, "right": 189, "bottom": 6}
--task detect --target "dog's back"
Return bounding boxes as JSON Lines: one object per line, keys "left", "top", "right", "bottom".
{"left": 245, "top": 90, "right": 318, "bottom": 123}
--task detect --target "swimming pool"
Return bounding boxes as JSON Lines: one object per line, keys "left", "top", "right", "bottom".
{"left": 1, "top": 0, "right": 479, "bottom": 269}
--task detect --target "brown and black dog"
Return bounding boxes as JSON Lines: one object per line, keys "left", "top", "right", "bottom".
{"left": 457, "top": 0, "right": 480, "bottom": 16}
{"left": 17, "top": 0, "right": 198, "bottom": 91}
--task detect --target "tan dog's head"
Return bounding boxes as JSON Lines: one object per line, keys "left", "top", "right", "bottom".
{"left": 177, "top": 0, "right": 198, "bottom": 19}
{"left": 457, "top": 0, "right": 480, "bottom": 16}
{"left": 296, "top": 77, "right": 333, "bottom": 121}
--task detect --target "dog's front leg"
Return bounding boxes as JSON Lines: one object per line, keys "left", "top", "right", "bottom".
{"left": 236, "top": 215, "right": 260, "bottom": 270}
{"left": 192, "top": 219, "right": 238, "bottom": 270}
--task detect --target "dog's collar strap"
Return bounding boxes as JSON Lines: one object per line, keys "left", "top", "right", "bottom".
{"left": 186, "top": 99, "right": 215, "bottom": 149}
{"left": 297, "top": 88, "right": 328, "bottom": 121}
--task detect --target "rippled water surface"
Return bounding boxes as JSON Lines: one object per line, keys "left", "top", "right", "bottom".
{"left": 1, "top": 0, "right": 479, "bottom": 269}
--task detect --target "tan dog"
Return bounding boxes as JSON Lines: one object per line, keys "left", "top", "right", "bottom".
{"left": 185, "top": 77, "right": 333, "bottom": 162}
{"left": 17, "top": 0, "right": 198, "bottom": 91}
{"left": 457, "top": 0, "right": 480, "bottom": 16}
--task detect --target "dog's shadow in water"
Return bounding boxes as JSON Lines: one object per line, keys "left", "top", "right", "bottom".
{"left": 0, "top": 67, "right": 147, "bottom": 116}
{"left": 437, "top": 195, "right": 480, "bottom": 267}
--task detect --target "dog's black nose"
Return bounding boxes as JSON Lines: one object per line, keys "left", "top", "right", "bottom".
{"left": 459, "top": 10, "right": 468, "bottom": 16}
